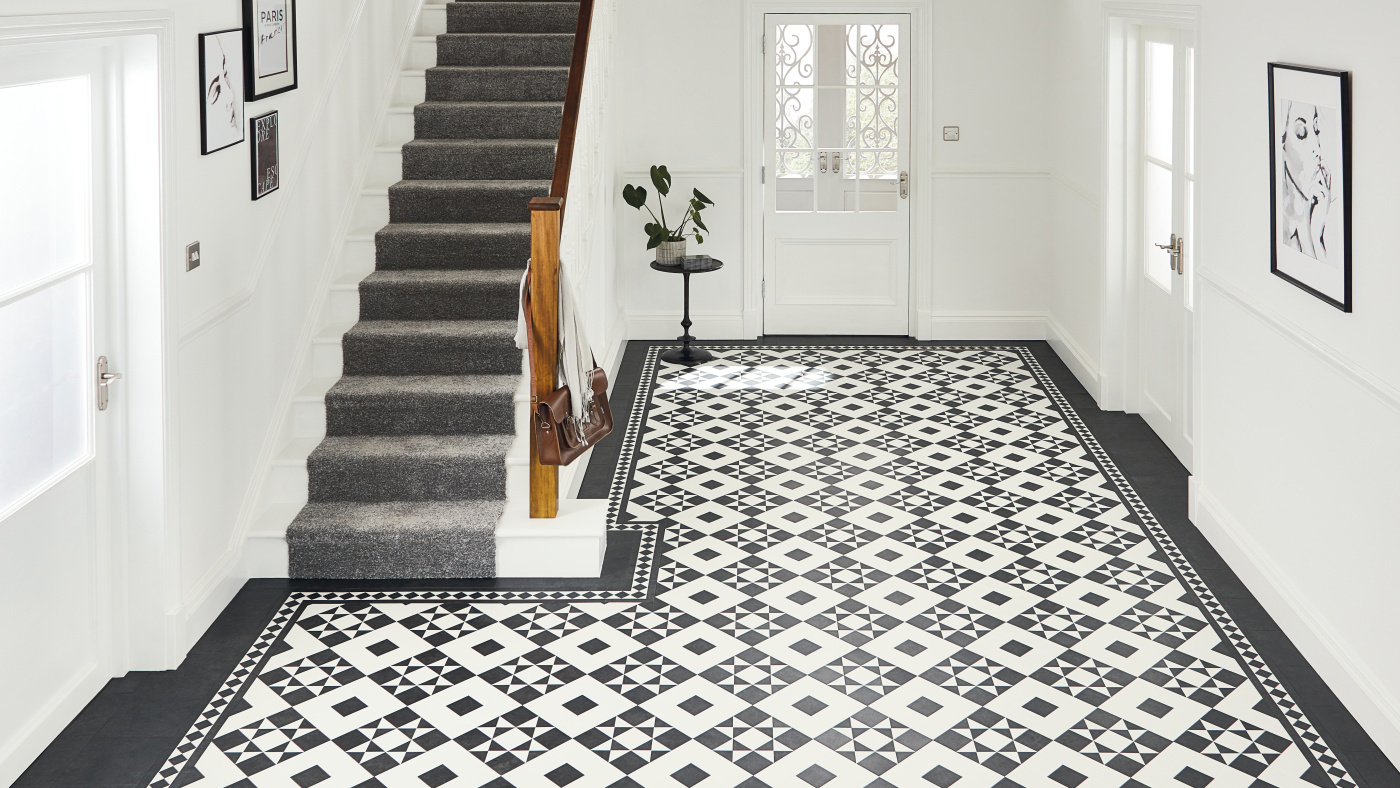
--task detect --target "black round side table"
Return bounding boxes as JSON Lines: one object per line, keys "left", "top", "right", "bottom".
{"left": 651, "top": 257, "right": 724, "bottom": 366}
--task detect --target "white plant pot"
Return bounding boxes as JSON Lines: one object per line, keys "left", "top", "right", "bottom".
{"left": 656, "top": 239, "right": 687, "bottom": 266}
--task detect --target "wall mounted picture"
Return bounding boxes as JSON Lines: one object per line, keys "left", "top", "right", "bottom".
{"left": 199, "top": 29, "right": 245, "bottom": 154}
{"left": 251, "top": 110, "right": 279, "bottom": 200}
{"left": 242, "top": 0, "right": 298, "bottom": 100}
{"left": 1268, "top": 62, "right": 1352, "bottom": 312}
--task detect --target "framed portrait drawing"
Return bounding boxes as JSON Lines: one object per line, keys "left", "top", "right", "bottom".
{"left": 199, "top": 29, "right": 244, "bottom": 154}
{"left": 1268, "top": 63, "right": 1352, "bottom": 312}
{"left": 243, "top": 0, "right": 298, "bottom": 100}
{"left": 251, "top": 110, "right": 280, "bottom": 200}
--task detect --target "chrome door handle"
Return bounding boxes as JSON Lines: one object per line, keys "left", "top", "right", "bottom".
{"left": 899, "top": 171, "right": 909, "bottom": 199}
{"left": 97, "top": 355, "right": 122, "bottom": 412}
{"left": 1155, "top": 233, "right": 1184, "bottom": 273}
{"left": 832, "top": 151, "right": 841, "bottom": 173}
{"left": 819, "top": 152, "right": 828, "bottom": 173}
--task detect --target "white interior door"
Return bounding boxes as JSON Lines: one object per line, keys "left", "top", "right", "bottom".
{"left": 1135, "top": 27, "right": 1195, "bottom": 469}
{"left": 0, "top": 45, "right": 122, "bottom": 768}
{"left": 764, "top": 15, "right": 910, "bottom": 335}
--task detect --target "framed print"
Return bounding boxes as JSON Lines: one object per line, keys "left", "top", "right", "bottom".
{"left": 251, "top": 110, "right": 279, "bottom": 200}
{"left": 198, "top": 29, "right": 244, "bottom": 154}
{"left": 243, "top": 0, "right": 298, "bottom": 100}
{"left": 1268, "top": 62, "right": 1352, "bottom": 312}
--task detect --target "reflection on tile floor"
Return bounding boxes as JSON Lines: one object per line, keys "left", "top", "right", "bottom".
{"left": 152, "top": 347, "right": 1356, "bottom": 788}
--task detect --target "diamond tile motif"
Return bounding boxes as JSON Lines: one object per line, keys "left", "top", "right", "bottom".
{"left": 148, "top": 347, "right": 1357, "bottom": 788}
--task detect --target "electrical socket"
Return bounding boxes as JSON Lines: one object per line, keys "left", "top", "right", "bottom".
{"left": 186, "top": 241, "right": 201, "bottom": 271}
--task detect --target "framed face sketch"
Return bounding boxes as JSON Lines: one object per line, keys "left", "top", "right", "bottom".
{"left": 1268, "top": 63, "right": 1352, "bottom": 312}
{"left": 251, "top": 110, "right": 280, "bottom": 200}
{"left": 199, "top": 29, "right": 244, "bottom": 154}
{"left": 243, "top": 0, "right": 298, "bottom": 100}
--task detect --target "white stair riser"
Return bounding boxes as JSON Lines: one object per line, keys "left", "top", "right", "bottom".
{"left": 291, "top": 397, "right": 328, "bottom": 440}
{"left": 311, "top": 339, "right": 343, "bottom": 379}
{"left": 329, "top": 286, "right": 360, "bottom": 326}
{"left": 395, "top": 72, "right": 426, "bottom": 106}
{"left": 267, "top": 463, "right": 309, "bottom": 506}
{"left": 353, "top": 192, "right": 389, "bottom": 233}
{"left": 342, "top": 238, "right": 376, "bottom": 280}
{"left": 367, "top": 149, "right": 403, "bottom": 189}
{"left": 410, "top": 38, "right": 438, "bottom": 70}
{"left": 385, "top": 111, "right": 415, "bottom": 145}
{"left": 418, "top": 5, "right": 446, "bottom": 36}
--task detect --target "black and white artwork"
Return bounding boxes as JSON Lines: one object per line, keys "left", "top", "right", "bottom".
{"left": 1268, "top": 63, "right": 1351, "bottom": 312}
{"left": 198, "top": 29, "right": 244, "bottom": 155}
{"left": 251, "top": 110, "right": 279, "bottom": 200}
{"left": 242, "top": 0, "right": 298, "bottom": 101}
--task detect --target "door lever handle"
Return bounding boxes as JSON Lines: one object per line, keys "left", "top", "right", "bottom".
{"left": 899, "top": 171, "right": 909, "bottom": 199}
{"left": 1155, "top": 234, "right": 1185, "bottom": 273}
{"left": 819, "top": 152, "right": 827, "bottom": 173}
{"left": 97, "top": 355, "right": 122, "bottom": 412}
{"left": 832, "top": 151, "right": 841, "bottom": 173}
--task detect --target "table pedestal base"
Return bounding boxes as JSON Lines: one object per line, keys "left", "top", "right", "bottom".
{"left": 660, "top": 345, "right": 713, "bottom": 366}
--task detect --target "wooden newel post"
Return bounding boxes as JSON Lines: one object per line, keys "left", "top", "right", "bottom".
{"left": 528, "top": 197, "right": 564, "bottom": 518}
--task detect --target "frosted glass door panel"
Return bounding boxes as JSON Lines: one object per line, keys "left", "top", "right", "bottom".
{"left": 0, "top": 77, "right": 91, "bottom": 297}
{"left": 0, "top": 274, "right": 93, "bottom": 514}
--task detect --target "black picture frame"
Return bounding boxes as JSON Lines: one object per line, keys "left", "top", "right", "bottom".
{"left": 242, "top": 0, "right": 298, "bottom": 101}
{"left": 251, "top": 110, "right": 280, "bottom": 200}
{"left": 1267, "top": 62, "right": 1352, "bottom": 312}
{"left": 198, "top": 29, "right": 245, "bottom": 155}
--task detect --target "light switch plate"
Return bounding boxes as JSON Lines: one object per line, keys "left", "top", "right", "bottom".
{"left": 186, "top": 241, "right": 201, "bottom": 271}
{"left": 943, "top": 126, "right": 961, "bottom": 142}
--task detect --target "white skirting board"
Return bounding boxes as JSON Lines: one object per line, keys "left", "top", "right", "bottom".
{"left": 1190, "top": 481, "right": 1400, "bottom": 765}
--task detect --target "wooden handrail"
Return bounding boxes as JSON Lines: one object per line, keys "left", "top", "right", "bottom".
{"left": 550, "top": 0, "right": 597, "bottom": 207}
{"left": 528, "top": 0, "right": 596, "bottom": 518}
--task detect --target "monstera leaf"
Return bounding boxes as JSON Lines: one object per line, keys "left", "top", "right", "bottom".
{"left": 650, "top": 165, "right": 672, "bottom": 196}
{"left": 693, "top": 188, "right": 713, "bottom": 205}
{"left": 623, "top": 183, "right": 648, "bottom": 209}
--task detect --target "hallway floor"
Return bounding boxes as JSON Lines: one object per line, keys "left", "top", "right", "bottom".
{"left": 16, "top": 342, "right": 1396, "bottom": 788}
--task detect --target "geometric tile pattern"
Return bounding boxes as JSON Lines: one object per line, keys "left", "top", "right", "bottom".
{"left": 150, "top": 346, "right": 1356, "bottom": 788}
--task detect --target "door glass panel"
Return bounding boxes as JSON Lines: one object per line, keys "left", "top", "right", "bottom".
{"left": 845, "top": 25, "right": 899, "bottom": 212}
{"left": 1145, "top": 41, "right": 1173, "bottom": 165}
{"left": 0, "top": 77, "right": 91, "bottom": 297}
{"left": 0, "top": 274, "right": 93, "bottom": 515}
{"left": 1145, "top": 161, "right": 1173, "bottom": 290}
{"left": 775, "top": 25, "right": 816, "bottom": 213}
{"left": 1186, "top": 47, "right": 1195, "bottom": 177}
{"left": 0, "top": 75, "right": 95, "bottom": 518}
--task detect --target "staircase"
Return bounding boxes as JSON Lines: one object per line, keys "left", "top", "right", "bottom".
{"left": 286, "top": 0, "right": 579, "bottom": 578}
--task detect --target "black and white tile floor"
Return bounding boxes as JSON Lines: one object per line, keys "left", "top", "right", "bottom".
{"left": 145, "top": 345, "right": 1362, "bottom": 788}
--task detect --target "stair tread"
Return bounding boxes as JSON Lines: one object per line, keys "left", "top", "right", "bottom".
{"left": 391, "top": 178, "right": 550, "bottom": 189}
{"left": 347, "top": 319, "right": 516, "bottom": 337}
{"left": 291, "top": 500, "right": 503, "bottom": 534}
{"left": 428, "top": 65, "right": 570, "bottom": 72}
{"left": 437, "top": 31, "right": 574, "bottom": 37}
{"left": 362, "top": 268, "right": 521, "bottom": 285}
{"left": 331, "top": 374, "right": 518, "bottom": 398}
{"left": 314, "top": 434, "right": 514, "bottom": 457}
{"left": 377, "top": 222, "right": 530, "bottom": 234}
{"left": 403, "top": 138, "right": 557, "bottom": 148}
{"left": 416, "top": 100, "right": 563, "bottom": 108}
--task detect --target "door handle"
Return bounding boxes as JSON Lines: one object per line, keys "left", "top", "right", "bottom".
{"left": 1155, "top": 233, "right": 1185, "bottom": 274}
{"left": 819, "top": 152, "right": 827, "bottom": 173}
{"left": 97, "top": 355, "right": 122, "bottom": 412}
{"left": 832, "top": 151, "right": 841, "bottom": 173}
{"left": 899, "top": 171, "right": 909, "bottom": 199}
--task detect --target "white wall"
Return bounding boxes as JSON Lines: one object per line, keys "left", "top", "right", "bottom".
{"left": 1050, "top": 0, "right": 1400, "bottom": 762}
{"left": 0, "top": 0, "right": 417, "bottom": 780}
{"left": 614, "top": 0, "right": 1056, "bottom": 340}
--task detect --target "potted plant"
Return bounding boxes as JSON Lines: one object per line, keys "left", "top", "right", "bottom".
{"left": 623, "top": 165, "right": 714, "bottom": 265}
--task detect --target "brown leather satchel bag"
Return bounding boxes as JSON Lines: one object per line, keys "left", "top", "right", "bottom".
{"left": 522, "top": 269, "right": 614, "bottom": 466}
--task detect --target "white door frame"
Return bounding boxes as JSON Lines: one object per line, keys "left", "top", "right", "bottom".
{"left": 0, "top": 12, "right": 180, "bottom": 673}
{"left": 743, "top": 0, "right": 934, "bottom": 339}
{"left": 1101, "top": 4, "right": 1201, "bottom": 461}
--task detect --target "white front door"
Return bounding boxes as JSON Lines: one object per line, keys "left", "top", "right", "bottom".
{"left": 1135, "top": 27, "right": 1195, "bottom": 469}
{"left": 763, "top": 15, "right": 910, "bottom": 335}
{"left": 0, "top": 45, "right": 123, "bottom": 766}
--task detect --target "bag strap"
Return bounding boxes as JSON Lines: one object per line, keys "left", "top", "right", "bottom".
{"left": 521, "top": 262, "right": 599, "bottom": 410}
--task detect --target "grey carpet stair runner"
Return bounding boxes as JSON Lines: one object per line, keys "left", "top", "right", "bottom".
{"left": 287, "top": 0, "right": 577, "bottom": 578}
